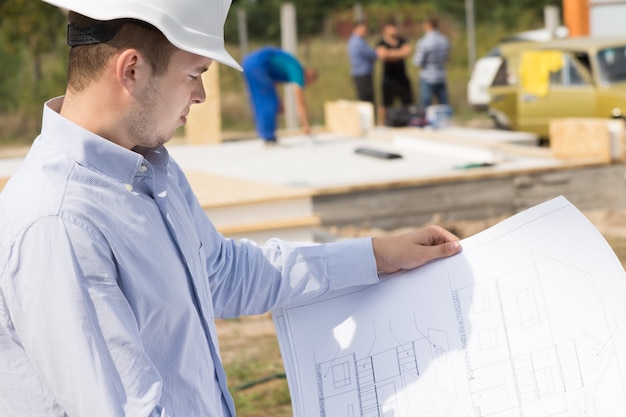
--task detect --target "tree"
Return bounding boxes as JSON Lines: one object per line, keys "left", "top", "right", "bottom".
{"left": 0, "top": 0, "right": 66, "bottom": 92}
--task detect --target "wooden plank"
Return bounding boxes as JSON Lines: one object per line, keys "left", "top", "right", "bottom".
{"left": 324, "top": 100, "right": 373, "bottom": 137}
{"left": 185, "top": 170, "right": 313, "bottom": 208}
{"left": 217, "top": 215, "right": 321, "bottom": 235}
{"left": 313, "top": 176, "right": 516, "bottom": 228}
{"left": 313, "top": 164, "right": 626, "bottom": 229}
{"left": 206, "top": 198, "right": 314, "bottom": 229}
{"left": 549, "top": 118, "right": 624, "bottom": 162}
{"left": 185, "top": 63, "right": 222, "bottom": 144}
{"left": 0, "top": 146, "right": 29, "bottom": 158}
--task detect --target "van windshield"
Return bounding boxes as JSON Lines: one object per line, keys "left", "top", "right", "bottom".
{"left": 597, "top": 46, "right": 626, "bottom": 84}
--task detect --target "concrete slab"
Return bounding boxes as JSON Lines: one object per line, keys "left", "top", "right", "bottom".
{"left": 2, "top": 127, "right": 625, "bottom": 231}
{"left": 167, "top": 128, "right": 559, "bottom": 193}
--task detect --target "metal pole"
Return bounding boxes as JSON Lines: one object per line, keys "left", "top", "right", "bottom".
{"left": 465, "top": 0, "right": 476, "bottom": 73}
{"left": 280, "top": 3, "right": 298, "bottom": 131}
{"left": 544, "top": 5, "right": 561, "bottom": 40}
{"left": 353, "top": 3, "right": 363, "bottom": 22}
{"left": 237, "top": 8, "right": 248, "bottom": 58}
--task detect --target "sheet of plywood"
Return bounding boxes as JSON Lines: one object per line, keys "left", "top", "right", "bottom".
{"left": 324, "top": 100, "right": 374, "bottom": 137}
{"left": 550, "top": 118, "right": 624, "bottom": 162}
{"left": 185, "top": 170, "right": 318, "bottom": 242}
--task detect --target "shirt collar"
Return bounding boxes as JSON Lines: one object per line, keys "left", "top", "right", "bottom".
{"left": 40, "top": 96, "right": 169, "bottom": 184}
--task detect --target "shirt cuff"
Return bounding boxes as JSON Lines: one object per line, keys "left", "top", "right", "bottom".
{"left": 325, "top": 237, "right": 379, "bottom": 291}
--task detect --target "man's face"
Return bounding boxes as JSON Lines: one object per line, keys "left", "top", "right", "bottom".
{"left": 384, "top": 24, "right": 398, "bottom": 39}
{"left": 356, "top": 23, "right": 368, "bottom": 37}
{"left": 125, "top": 49, "right": 212, "bottom": 148}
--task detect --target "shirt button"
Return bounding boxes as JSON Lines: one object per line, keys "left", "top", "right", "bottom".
{"left": 125, "top": 184, "right": 133, "bottom": 191}
{"left": 139, "top": 165, "right": 148, "bottom": 173}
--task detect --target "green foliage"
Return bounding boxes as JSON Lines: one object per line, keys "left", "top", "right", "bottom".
{"left": 225, "top": 0, "right": 557, "bottom": 42}
{"left": 0, "top": 0, "right": 67, "bottom": 141}
{"left": 0, "top": 0, "right": 66, "bottom": 55}
{"left": 224, "top": 334, "right": 292, "bottom": 417}
{"left": 0, "top": 33, "right": 24, "bottom": 113}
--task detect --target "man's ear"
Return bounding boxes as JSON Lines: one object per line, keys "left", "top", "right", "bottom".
{"left": 116, "top": 49, "right": 149, "bottom": 93}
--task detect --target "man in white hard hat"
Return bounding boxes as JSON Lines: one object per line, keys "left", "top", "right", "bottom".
{"left": 0, "top": 1, "right": 462, "bottom": 416}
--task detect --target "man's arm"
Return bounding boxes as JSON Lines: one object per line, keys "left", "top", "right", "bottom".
{"left": 293, "top": 84, "right": 311, "bottom": 135}
{"left": 357, "top": 38, "right": 378, "bottom": 62}
{"left": 377, "top": 41, "right": 412, "bottom": 61}
{"left": 413, "top": 38, "right": 426, "bottom": 68}
{"left": 396, "top": 41, "right": 412, "bottom": 59}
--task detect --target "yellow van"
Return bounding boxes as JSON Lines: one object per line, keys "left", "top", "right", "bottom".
{"left": 488, "top": 36, "right": 626, "bottom": 138}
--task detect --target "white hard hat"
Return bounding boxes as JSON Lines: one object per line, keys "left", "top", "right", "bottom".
{"left": 41, "top": 0, "right": 242, "bottom": 71}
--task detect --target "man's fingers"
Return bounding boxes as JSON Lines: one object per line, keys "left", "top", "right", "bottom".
{"left": 412, "top": 240, "right": 461, "bottom": 269}
{"left": 423, "top": 225, "right": 459, "bottom": 246}
{"left": 442, "top": 240, "right": 462, "bottom": 257}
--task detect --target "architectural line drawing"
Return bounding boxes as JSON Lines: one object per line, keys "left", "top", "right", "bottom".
{"left": 274, "top": 197, "right": 626, "bottom": 417}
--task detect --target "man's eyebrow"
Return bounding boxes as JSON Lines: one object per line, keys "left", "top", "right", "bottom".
{"left": 197, "top": 66, "right": 209, "bottom": 73}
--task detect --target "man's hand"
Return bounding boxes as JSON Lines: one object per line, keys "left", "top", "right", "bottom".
{"left": 372, "top": 226, "right": 461, "bottom": 274}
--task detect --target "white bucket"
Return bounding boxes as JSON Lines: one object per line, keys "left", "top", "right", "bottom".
{"left": 425, "top": 104, "right": 453, "bottom": 128}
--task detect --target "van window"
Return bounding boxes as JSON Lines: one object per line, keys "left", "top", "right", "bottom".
{"left": 597, "top": 46, "right": 626, "bottom": 84}
{"left": 575, "top": 52, "right": 591, "bottom": 74}
{"left": 549, "top": 55, "right": 588, "bottom": 86}
{"left": 492, "top": 60, "right": 510, "bottom": 86}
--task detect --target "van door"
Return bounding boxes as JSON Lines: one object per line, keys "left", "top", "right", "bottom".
{"left": 488, "top": 57, "right": 519, "bottom": 130}
{"left": 518, "top": 51, "right": 595, "bottom": 137}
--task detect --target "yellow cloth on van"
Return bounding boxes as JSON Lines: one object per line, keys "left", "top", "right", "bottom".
{"left": 519, "top": 50, "right": 563, "bottom": 97}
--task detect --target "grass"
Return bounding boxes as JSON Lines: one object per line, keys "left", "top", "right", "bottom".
{"left": 223, "top": 334, "right": 292, "bottom": 417}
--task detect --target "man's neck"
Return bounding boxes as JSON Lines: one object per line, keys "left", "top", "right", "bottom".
{"left": 60, "top": 87, "right": 132, "bottom": 149}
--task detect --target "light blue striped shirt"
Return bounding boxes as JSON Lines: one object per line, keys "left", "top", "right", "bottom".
{"left": 0, "top": 97, "right": 379, "bottom": 417}
{"left": 413, "top": 30, "right": 450, "bottom": 83}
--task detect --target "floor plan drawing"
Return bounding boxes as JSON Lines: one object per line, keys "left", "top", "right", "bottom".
{"left": 274, "top": 197, "right": 626, "bottom": 417}
{"left": 310, "top": 255, "right": 620, "bottom": 417}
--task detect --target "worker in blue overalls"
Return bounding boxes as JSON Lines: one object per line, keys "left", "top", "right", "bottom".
{"left": 242, "top": 47, "right": 317, "bottom": 145}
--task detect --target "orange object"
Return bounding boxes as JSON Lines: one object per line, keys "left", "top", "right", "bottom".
{"left": 563, "top": 0, "right": 590, "bottom": 37}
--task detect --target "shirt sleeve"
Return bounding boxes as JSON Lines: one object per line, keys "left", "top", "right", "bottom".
{"left": 361, "top": 38, "right": 379, "bottom": 61}
{"left": 413, "top": 38, "right": 426, "bottom": 67}
{"left": 2, "top": 216, "right": 165, "bottom": 417}
{"left": 179, "top": 180, "right": 379, "bottom": 318}
{"left": 206, "top": 232, "right": 380, "bottom": 318}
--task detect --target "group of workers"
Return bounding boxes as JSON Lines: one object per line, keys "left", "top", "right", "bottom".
{"left": 348, "top": 16, "right": 451, "bottom": 126}
{"left": 241, "top": 16, "right": 451, "bottom": 144}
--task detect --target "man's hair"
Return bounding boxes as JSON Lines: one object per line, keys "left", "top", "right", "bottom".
{"left": 67, "top": 11, "right": 177, "bottom": 92}
{"left": 427, "top": 16, "right": 439, "bottom": 30}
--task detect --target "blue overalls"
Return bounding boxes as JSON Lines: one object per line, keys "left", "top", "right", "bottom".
{"left": 242, "top": 47, "right": 305, "bottom": 142}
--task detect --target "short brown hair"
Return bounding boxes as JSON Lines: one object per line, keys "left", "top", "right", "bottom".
{"left": 427, "top": 16, "right": 439, "bottom": 30}
{"left": 67, "top": 11, "right": 176, "bottom": 92}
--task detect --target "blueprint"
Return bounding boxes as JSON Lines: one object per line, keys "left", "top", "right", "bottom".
{"left": 273, "top": 196, "right": 626, "bottom": 417}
